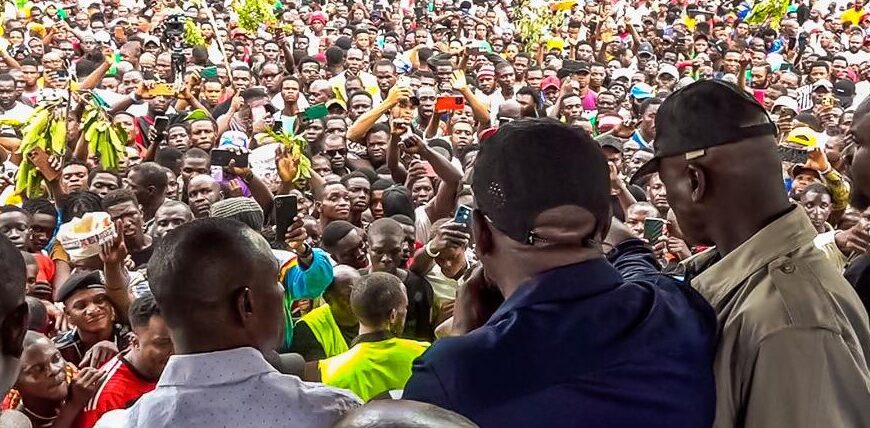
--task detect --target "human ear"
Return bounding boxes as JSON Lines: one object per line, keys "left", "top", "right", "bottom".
{"left": 471, "top": 209, "right": 493, "bottom": 255}
{"left": 687, "top": 163, "right": 706, "bottom": 203}
{"left": 235, "top": 287, "right": 254, "bottom": 323}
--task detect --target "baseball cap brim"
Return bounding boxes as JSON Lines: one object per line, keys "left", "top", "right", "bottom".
{"left": 630, "top": 156, "right": 660, "bottom": 184}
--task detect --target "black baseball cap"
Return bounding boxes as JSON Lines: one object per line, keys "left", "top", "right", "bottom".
{"left": 56, "top": 271, "right": 105, "bottom": 303}
{"left": 631, "top": 80, "right": 777, "bottom": 182}
{"left": 472, "top": 118, "right": 611, "bottom": 245}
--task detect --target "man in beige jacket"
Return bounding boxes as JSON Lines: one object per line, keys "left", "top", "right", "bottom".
{"left": 634, "top": 80, "right": 870, "bottom": 427}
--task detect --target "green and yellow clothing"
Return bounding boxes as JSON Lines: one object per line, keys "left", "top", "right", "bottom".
{"left": 319, "top": 332, "right": 429, "bottom": 401}
{"left": 289, "top": 304, "right": 357, "bottom": 361}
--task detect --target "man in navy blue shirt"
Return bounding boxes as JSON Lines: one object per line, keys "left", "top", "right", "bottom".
{"left": 403, "top": 119, "right": 717, "bottom": 428}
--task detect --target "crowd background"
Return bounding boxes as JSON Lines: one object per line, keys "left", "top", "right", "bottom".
{"left": 0, "top": 0, "right": 869, "bottom": 425}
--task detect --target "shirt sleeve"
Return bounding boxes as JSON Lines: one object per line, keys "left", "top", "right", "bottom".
{"left": 742, "top": 328, "right": 870, "bottom": 428}
{"left": 823, "top": 168, "right": 851, "bottom": 212}
{"left": 813, "top": 230, "right": 848, "bottom": 272}
{"left": 283, "top": 249, "right": 334, "bottom": 300}
{"left": 606, "top": 238, "right": 662, "bottom": 281}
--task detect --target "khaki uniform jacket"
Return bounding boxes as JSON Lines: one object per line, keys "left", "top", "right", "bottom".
{"left": 682, "top": 207, "right": 870, "bottom": 428}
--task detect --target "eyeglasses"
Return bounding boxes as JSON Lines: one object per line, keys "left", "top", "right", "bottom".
{"left": 325, "top": 148, "right": 347, "bottom": 157}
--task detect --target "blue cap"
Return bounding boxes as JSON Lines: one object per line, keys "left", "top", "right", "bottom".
{"left": 630, "top": 83, "right": 654, "bottom": 100}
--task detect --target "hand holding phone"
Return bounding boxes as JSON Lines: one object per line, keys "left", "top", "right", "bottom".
{"left": 274, "top": 194, "right": 299, "bottom": 244}
{"left": 435, "top": 96, "right": 465, "bottom": 112}
{"left": 643, "top": 217, "right": 668, "bottom": 243}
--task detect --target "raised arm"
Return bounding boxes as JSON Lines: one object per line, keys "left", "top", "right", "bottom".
{"left": 347, "top": 85, "right": 410, "bottom": 142}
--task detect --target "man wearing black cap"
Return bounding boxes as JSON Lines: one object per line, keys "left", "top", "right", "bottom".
{"left": 54, "top": 271, "right": 130, "bottom": 368}
{"left": 636, "top": 80, "right": 870, "bottom": 426}
{"left": 404, "top": 119, "right": 717, "bottom": 427}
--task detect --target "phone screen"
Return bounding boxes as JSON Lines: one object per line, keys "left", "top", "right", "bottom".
{"left": 643, "top": 218, "right": 667, "bottom": 242}
{"left": 778, "top": 145, "right": 809, "bottom": 164}
{"left": 274, "top": 195, "right": 298, "bottom": 241}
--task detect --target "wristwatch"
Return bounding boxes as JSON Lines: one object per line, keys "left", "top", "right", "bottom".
{"left": 298, "top": 242, "right": 313, "bottom": 258}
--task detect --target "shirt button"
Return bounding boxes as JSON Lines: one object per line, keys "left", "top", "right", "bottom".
{"left": 781, "top": 263, "right": 796, "bottom": 274}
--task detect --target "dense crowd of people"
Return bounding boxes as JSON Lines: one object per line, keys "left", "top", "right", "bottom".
{"left": 0, "top": 0, "right": 869, "bottom": 426}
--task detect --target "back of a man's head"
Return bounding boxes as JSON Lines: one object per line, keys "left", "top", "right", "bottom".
{"left": 0, "top": 235, "right": 27, "bottom": 396}
{"left": 333, "top": 400, "right": 478, "bottom": 428}
{"left": 147, "top": 218, "right": 281, "bottom": 353}
{"left": 472, "top": 118, "right": 611, "bottom": 248}
{"left": 351, "top": 272, "right": 406, "bottom": 330}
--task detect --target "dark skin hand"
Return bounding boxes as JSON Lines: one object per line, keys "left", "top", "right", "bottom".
{"left": 284, "top": 214, "right": 313, "bottom": 267}
{"left": 450, "top": 265, "right": 504, "bottom": 336}
{"left": 79, "top": 340, "right": 119, "bottom": 368}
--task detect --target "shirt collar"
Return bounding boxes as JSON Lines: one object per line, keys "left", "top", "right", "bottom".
{"left": 157, "top": 347, "right": 276, "bottom": 388}
{"left": 488, "top": 258, "right": 623, "bottom": 322}
{"left": 682, "top": 206, "right": 815, "bottom": 307}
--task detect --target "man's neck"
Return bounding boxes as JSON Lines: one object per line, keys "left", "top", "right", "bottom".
{"left": 348, "top": 210, "right": 364, "bottom": 227}
{"left": 142, "top": 196, "right": 164, "bottom": 221}
{"left": 358, "top": 324, "right": 389, "bottom": 336}
{"left": 125, "top": 349, "right": 159, "bottom": 382}
{"left": 710, "top": 202, "right": 793, "bottom": 257}
{"left": 126, "top": 233, "right": 152, "bottom": 253}
{"left": 282, "top": 102, "right": 298, "bottom": 116}
{"left": 79, "top": 327, "right": 113, "bottom": 349}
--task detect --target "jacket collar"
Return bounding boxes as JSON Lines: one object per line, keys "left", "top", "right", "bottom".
{"left": 488, "top": 257, "right": 623, "bottom": 323}
{"left": 682, "top": 206, "right": 816, "bottom": 307}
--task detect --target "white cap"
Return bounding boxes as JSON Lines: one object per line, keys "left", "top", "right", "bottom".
{"left": 657, "top": 64, "right": 679, "bottom": 79}
{"left": 812, "top": 79, "right": 833, "bottom": 92}
{"left": 772, "top": 96, "right": 799, "bottom": 113}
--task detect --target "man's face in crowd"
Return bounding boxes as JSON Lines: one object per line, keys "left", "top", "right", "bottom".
{"left": 641, "top": 103, "right": 659, "bottom": 137}
{"left": 646, "top": 173, "right": 670, "bottom": 214}
{"left": 417, "top": 86, "right": 436, "bottom": 117}
{"left": 366, "top": 130, "right": 389, "bottom": 165}
{"left": 0, "top": 80, "right": 16, "bottom": 109}
{"left": 526, "top": 69, "right": 543, "bottom": 88}
{"left": 0, "top": 211, "right": 30, "bottom": 250}
{"left": 576, "top": 44, "right": 594, "bottom": 61}
{"left": 562, "top": 96, "right": 583, "bottom": 121}
{"left": 263, "top": 42, "right": 280, "bottom": 62}
{"left": 260, "top": 63, "right": 283, "bottom": 93}
{"left": 187, "top": 175, "right": 221, "bottom": 218}
{"left": 120, "top": 72, "right": 143, "bottom": 95}
{"left": 809, "top": 65, "right": 829, "bottom": 83}
{"left": 281, "top": 79, "right": 300, "bottom": 106}
{"left": 60, "top": 164, "right": 88, "bottom": 194}
{"left": 723, "top": 52, "right": 741, "bottom": 74}
{"left": 478, "top": 74, "right": 495, "bottom": 93}
{"left": 497, "top": 66, "right": 516, "bottom": 90}
{"left": 750, "top": 66, "right": 769, "bottom": 89}
{"left": 181, "top": 156, "right": 209, "bottom": 183}
{"left": 374, "top": 64, "right": 397, "bottom": 96}
{"left": 450, "top": 121, "right": 475, "bottom": 152}
{"left": 597, "top": 93, "right": 617, "bottom": 113}
{"left": 516, "top": 94, "right": 537, "bottom": 117}
{"left": 319, "top": 183, "right": 351, "bottom": 221}
{"left": 411, "top": 177, "right": 435, "bottom": 206}
{"left": 369, "top": 229, "right": 404, "bottom": 275}
{"left": 346, "top": 49, "right": 364, "bottom": 75}
{"left": 850, "top": 35, "right": 864, "bottom": 53}
{"left": 148, "top": 95, "right": 172, "bottom": 115}
{"left": 779, "top": 72, "right": 799, "bottom": 89}
{"left": 20, "top": 65, "right": 38, "bottom": 87}
{"left": 574, "top": 70, "right": 591, "bottom": 88}
{"left": 800, "top": 189, "right": 832, "bottom": 232}
{"left": 65, "top": 289, "right": 113, "bottom": 336}
{"left": 153, "top": 204, "right": 192, "bottom": 238}
{"left": 203, "top": 81, "right": 223, "bottom": 106}
{"left": 832, "top": 59, "right": 849, "bottom": 79}
{"left": 232, "top": 69, "right": 253, "bottom": 91}
{"left": 624, "top": 205, "right": 659, "bottom": 238}
{"left": 349, "top": 94, "right": 372, "bottom": 120}
{"left": 89, "top": 172, "right": 119, "bottom": 198}
{"left": 346, "top": 177, "right": 371, "bottom": 213}
{"left": 29, "top": 213, "right": 56, "bottom": 252}
{"left": 304, "top": 120, "right": 325, "bottom": 144}
{"left": 165, "top": 126, "right": 189, "bottom": 152}
{"left": 435, "top": 65, "right": 453, "bottom": 91}
{"left": 155, "top": 54, "right": 172, "bottom": 81}
{"left": 513, "top": 56, "right": 530, "bottom": 78}
{"left": 132, "top": 314, "right": 173, "bottom": 381}
{"left": 300, "top": 62, "right": 320, "bottom": 84}
{"left": 589, "top": 65, "right": 606, "bottom": 89}
{"left": 106, "top": 200, "right": 144, "bottom": 242}
{"left": 190, "top": 121, "right": 216, "bottom": 151}
{"left": 324, "top": 135, "right": 349, "bottom": 172}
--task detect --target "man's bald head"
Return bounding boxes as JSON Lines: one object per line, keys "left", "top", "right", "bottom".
{"left": 498, "top": 100, "right": 522, "bottom": 120}
{"left": 333, "top": 400, "right": 478, "bottom": 428}
{"left": 147, "top": 218, "right": 282, "bottom": 353}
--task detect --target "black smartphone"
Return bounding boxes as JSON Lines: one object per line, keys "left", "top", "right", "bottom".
{"left": 274, "top": 194, "right": 298, "bottom": 241}
{"left": 210, "top": 149, "right": 250, "bottom": 167}
{"left": 154, "top": 115, "right": 169, "bottom": 135}
{"left": 273, "top": 119, "right": 283, "bottom": 133}
{"left": 778, "top": 145, "right": 809, "bottom": 164}
{"left": 54, "top": 69, "right": 69, "bottom": 79}
{"left": 643, "top": 217, "right": 667, "bottom": 242}
{"left": 454, "top": 204, "right": 472, "bottom": 228}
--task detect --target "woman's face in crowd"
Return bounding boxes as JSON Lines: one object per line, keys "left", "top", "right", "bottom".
{"left": 17, "top": 336, "right": 69, "bottom": 401}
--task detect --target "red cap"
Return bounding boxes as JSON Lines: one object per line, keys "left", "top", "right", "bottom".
{"left": 309, "top": 12, "right": 327, "bottom": 24}
{"left": 541, "top": 76, "right": 561, "bottom": 91}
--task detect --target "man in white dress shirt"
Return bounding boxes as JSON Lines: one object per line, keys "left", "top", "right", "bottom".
{"left": 98, "top": 218, "right": 361, "bottom": 427}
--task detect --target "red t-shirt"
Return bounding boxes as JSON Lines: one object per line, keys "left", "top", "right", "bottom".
{"left": 75, "top": 355, "right": 157, "bottom": 428}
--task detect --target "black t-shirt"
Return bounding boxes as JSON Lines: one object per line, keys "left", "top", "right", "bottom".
{"left": 289, "top": 318, "right": 358, "bottom": 361}
{"left": 130, "top": 236, "right": 160, "bottom": 271}
{"left": 402, "top": 270, "right": 435, "bottom": 342}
